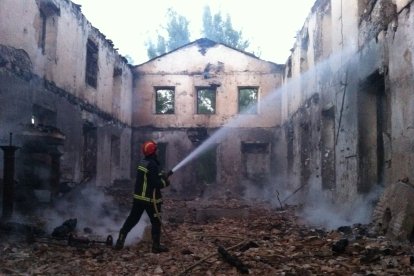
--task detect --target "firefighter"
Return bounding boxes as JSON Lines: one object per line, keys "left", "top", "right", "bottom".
{"left": 115, "top": 140, "right": 171, "bottom": 253}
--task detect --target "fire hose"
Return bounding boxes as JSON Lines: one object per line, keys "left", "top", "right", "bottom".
{"left": 152, "top": 170, "right": 173, "bottom": 241}
{"left": 68, "top": 234, "right": 113, "bottom": 247}
{"left": 33, "top": 234, "right": 113, "bottom": 247}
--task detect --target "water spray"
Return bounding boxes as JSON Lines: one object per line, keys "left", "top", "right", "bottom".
{"left": 170, "top": 138, "right": 218, "bottom": 173}
{"left": 168, "top": 45, "right": 358, "bottom": 178}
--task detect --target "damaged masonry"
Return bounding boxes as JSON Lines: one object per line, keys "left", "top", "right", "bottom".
{"left": 1, "top": 0, "right": 414, "bottom": 274}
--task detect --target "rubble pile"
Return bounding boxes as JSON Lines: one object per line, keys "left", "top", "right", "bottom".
{"left": 1, "top": 199, "right": 414, "bottom": 275}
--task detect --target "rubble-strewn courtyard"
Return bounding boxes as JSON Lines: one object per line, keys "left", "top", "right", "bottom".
{"left": 1, "top": 193, "right": 414, "bottom": 275}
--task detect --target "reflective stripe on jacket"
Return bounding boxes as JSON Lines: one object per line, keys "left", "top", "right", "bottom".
{"left": 133, "top": 156, "right": 169, "bottom": 203}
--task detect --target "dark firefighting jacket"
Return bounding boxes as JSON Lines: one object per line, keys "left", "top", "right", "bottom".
{"left": 133, "top": 156, "right": 169, "bottom": 204}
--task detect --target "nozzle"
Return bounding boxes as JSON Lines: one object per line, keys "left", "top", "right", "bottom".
{"left": 166, "top": 170, "right": 174, "bottom": 177}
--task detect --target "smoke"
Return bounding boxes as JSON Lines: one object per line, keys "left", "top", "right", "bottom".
{"left": 296, "top": 184, "right": 384, "bottom": 230}
{"left": 39, "top": 185, "right": 148, "bottom": 247}
{"left": 241, "top": 174, "right": 384, "bottom": 230}
{"left": 241, "top": 176, "right": 288, "bottom": 209}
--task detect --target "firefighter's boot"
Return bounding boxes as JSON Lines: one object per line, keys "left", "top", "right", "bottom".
{"left": 152, "top": 242, "right": 169, "bottom": 253}
{"left": 114, "top": 232, "right": 126, "bottom": 250}
{"left": 152, "top": 232, "right": 168, "bottom": 253}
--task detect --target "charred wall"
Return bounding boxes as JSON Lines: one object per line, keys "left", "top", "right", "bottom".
{"left": 0, "top": 0, "right": 133, "bottom": 212}
{"left": 132, "top": 39, "right": 284, "bottom": 200}
{"left": 273, "top": 94, "right": 322, "bottom": 199}
{"left": 276, "top": 0, "right": 397, "bottom": 202}
{"left": 0, "top": 49, "right": 131, "bottom": 210}
{"left": 275, "top": 0, "right": 414, "bottom": 240}
{"left": 132, "top": 127, "right": 277, "bottom": 200}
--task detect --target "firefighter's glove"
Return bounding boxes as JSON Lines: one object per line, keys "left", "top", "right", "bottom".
{"left": 160, "top": 171, "right": 171, "bottom": 185}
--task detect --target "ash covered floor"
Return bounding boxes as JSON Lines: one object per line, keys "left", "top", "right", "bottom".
{"left": 1, "top": 197, "right": 414, "bottom": 275}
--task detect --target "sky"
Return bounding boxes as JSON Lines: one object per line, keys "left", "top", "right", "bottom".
{"left": 71, "top": 0, "right": 316, "bottom": 65}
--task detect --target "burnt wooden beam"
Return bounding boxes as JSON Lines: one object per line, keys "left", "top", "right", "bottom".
{"left": 218, "top": 245, "right": 249, "bottom": 274}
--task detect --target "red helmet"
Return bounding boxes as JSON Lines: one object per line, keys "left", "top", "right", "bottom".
{"left": 142, "top": 140, "right": 157, "bottom": 156}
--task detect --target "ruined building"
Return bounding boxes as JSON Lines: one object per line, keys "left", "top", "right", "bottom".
{"left": 1, "top": 0, "right": 414, "bottom": 240}
{"left": 277, "top": 0, "right": 414, "bottom": 241}
{"left": 0, "top": 0, "right": 133, "bottom": 209}
{"left": 132, "top": 39, "right": 283, "bottom": 199}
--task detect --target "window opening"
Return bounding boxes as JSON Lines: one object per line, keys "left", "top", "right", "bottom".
{"left": 85, "top": 39, "right": 98, "bottom": 88}
{"left": 238, "top": 87, "right": 258, "bottom": 114}
{"left": 358, "top": 70, "right": 387, "bottom": 192}
{"left": 37, "top": 0, "right": 60, "bottom": 55}
{"left": 241, "top": 142, "right": 270, "bottom": 183}
{"left": 155, "top": 88, "right": 175, "bottom": 114}
{"left": 112, "top": 67, "right": 123, "bottom": 117}
{"left": 39, "top": 11, "right": 47, "bottom": 54}
{"left": 197, "top": 87, "right": 216, "bottom": 114}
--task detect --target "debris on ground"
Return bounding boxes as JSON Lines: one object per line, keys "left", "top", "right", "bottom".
{"left": 1, "top": 198, "right": 414, "bottom": 275}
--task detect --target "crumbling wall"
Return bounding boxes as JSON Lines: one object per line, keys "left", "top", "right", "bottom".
{"left": 133, "top": 39, "right": 283, "bottom": 129}
{"left": 272, "top": 93, "right": 322, "bottom": 201}
{"left": 359, "top": 0, "right": 397, "bottom": 45}
{"left": 275, "top": 0, "right": 414, "bottom": 239}
{"left": 276, "top": 0, "right": 397, "bottom": 201}
{"left": 132, "top": 127, "right": 277, "bottom": 200}
{"left": 0, "top": 57, "right": 131, "bottom": 211}
{"left": 132, "top": 39, "right": 284, "bottom": 199}
{"left": 386, "top": 0, "right": 414, "bottom": 185}
{"left": 0, "top": 0, "right": 133, "bottom": 125}
{"left": 0, "top": 0, "right": 134, "bottom": 211}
